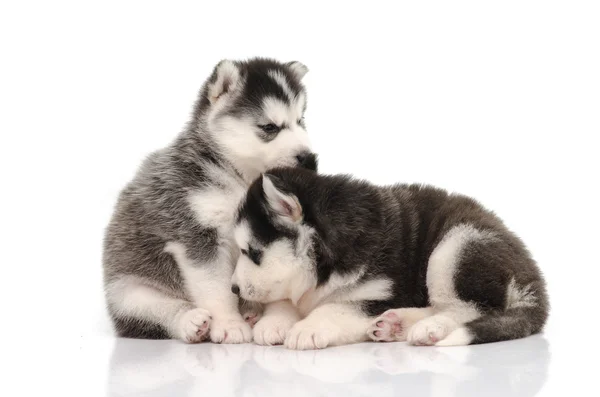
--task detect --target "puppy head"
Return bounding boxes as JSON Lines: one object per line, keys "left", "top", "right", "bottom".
{"left": 231, "top": 170, "right": 318, "bottom": 304}
{"left": 198, "top": 58, "right": 317, "bottom": 181}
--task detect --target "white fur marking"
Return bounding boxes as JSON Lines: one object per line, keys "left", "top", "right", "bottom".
{"left": 187, "top": 188, "right": 243, "bottom": 229}
{"left": 262, "top": 97, "right": 294, "bottom": 126}
{"left": 506, "top": 278, "right": 537, "bottom": 309}
{"left": 187, "top": 163, "right": 246, "bottom": 230}
{"left": 436, "top": 327, "right": 473, "bottom": 346}
{"left": 427, "top": 224, "right": 496, "bottom": 312}
{"left": 268, "top": 70, "right": 295, "bottom": 101}
{"left": 422, "top": 224, "right": 498, "bottom": 345}
{"left": 233, "top": 221, "right": 251, "bottom": 250}
{"left": 334, "top": 278, "right": 393, "bottom": 304}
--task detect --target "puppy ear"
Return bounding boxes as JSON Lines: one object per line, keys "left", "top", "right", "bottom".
{"left": 262, "top": 174, "right": 303, "bottom": 224}
{"left": 208, "top": 60, "right": 240, "bottom": 104}
{"left": 286, "top": 61, "right": 308, "bottom": 81}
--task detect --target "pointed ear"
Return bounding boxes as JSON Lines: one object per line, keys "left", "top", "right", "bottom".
{"left": 286, "top": 61, "right": 308, "bottom": 81}
{"left": 262, "top": 174, "right": 303, "bottom": 224}
{"left": 208, "top": 60, "right": 240, "bottom": 104}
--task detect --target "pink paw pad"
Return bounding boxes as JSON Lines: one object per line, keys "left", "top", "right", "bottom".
{"left": 368, "top": 311, "right": 404, "bottom": 342}
{"left": 383, "top": 311, "right": 399, "bottom": 320}
{"left": 243, "top": 313, "right": 260, "bottom": 328}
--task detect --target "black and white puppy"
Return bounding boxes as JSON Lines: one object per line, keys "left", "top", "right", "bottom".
{"left": 232, "top": 167, "right": 549, "bottom": 349}
{"left": 103, "top": 58, "right": 317, "bottom": 343}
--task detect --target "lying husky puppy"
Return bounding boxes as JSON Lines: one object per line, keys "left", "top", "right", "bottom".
{"left": 231, "top": 167, "right": 548, "bottom": 349}
{"left": 104, "top": 58, "right": 317, "bottom": 343}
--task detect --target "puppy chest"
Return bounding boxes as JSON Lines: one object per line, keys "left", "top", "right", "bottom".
{"left": 187, "top": 186, "right": 245, "bottom": 230}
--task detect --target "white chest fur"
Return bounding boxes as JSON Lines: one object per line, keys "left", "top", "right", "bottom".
{"left": 187, "top": 186, "right": 245, "bottom": 230}
{"left": 187, "top": 167, "right": 247, "bottom": 232}
{"left": 169, "top": 168, "right": 247, "bottom": 308}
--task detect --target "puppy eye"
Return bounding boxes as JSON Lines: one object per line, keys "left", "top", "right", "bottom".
{"left": 259, "top": 124, "right": 281, "bottom": 134}
{"left": 297, "top": 117, "right": 304, "bottom": 125}
{"left": 241, "top": 247, "right": 262, "bottom": 265}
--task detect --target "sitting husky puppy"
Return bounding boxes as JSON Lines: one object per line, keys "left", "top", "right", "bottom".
{"left": 103, "top": 58, "right": 317, "bottom": 343}
{"left": 231, "top": 168, "right": 548, "bottom": 349}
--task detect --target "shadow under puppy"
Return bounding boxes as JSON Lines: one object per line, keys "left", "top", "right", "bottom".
{"left": 231, "top": 167, "right": 548, "bottom": 349}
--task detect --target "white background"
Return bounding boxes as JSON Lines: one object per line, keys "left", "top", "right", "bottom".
{"left": 1, "top": 1, "right": 598, "bottom": 396}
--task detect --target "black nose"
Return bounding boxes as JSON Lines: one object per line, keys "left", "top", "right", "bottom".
{"left": 231, "top": 285, "right": 240, "bottom": 295}
{"left": 296, "top": 152, "right": 318, "bottom": 171}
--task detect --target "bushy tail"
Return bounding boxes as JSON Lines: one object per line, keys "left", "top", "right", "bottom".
{"left": 439, "top": 283, "right": 549, "bottom": 346}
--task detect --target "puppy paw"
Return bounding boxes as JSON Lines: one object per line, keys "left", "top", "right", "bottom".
{"left": 210, "top": 315, "right": 252, "bottom": 344}
{"left": 242, "top": 311, "right": 262, "bottom": 328}
{"left": 284, "top": 320, "right": 337, "bottom": 350}
{"left": 176, "top": 308, "right": 211, "bottom": 343}
{"left": 253, "top": 313, "right": 297, "bottom": 346}
{"left": 408, "top": 316, "right": 456, "bottom": 346}
{"left": 368, "top": 309, "right": 409, "bottom": 342}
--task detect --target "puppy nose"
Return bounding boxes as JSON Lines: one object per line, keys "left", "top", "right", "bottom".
{"left": 296, "top": 152, "right": 309, "bottom": 164}
{"left": 296, "top": 152, "right": 318, "bottom": 171}
{"left": 231, "top": 284, "right": 240, "bottom": 295}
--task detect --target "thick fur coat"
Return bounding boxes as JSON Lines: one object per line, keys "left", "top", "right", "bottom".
{"left": 232, "top": 167, "right": 549, "bottom": 349}
{"left": 103, "top": 58, "right": 316, "bottom": 343}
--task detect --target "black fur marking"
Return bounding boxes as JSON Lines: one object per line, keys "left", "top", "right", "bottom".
{"left": 228, "top": 58, "right": 305, "bottom": 117}
{"left": 245, "top": 246, "right": 263, "bottom": 265}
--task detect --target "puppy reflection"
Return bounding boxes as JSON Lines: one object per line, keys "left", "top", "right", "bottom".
{"left": 108, "top": 336, "right": 549, "bottom": 397}
{"left": 108, "top": 339, "right": 253, "bottom": 397}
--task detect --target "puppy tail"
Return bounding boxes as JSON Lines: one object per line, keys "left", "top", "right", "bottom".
{"left": 437, "top": 283, "right": 549, "bottom": 346}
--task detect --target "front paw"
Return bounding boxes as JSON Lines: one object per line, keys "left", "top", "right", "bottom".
{"left": 176, "top": 308, "right": 212, "bottom": 343}
{"left": 253, "top": 314, "right": 297, "bottom": 346}
{"left": 210, "top": 316, "right": 252, "bottom": 344}
{"left": 284, "top": 320, "right": 337, "bottom": 350}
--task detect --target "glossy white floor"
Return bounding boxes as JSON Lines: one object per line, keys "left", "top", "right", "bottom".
{"left": 68, "top": 309, "right": 578, "bottom": 397}
{"left": 101, "top": 335, "right": 550, "bottom": 397}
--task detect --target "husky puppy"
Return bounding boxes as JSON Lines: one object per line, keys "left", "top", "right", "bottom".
{"left": 103, "top": 58, "right": 317, "bottom": 343}
{"left": 231, "top": 168, "right": 548, "bottom": 349}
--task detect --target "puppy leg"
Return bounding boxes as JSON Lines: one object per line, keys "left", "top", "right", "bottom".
{"left": 284, "top": 303, "right": 371, "bottom": 350}
{"left": 407, "top": 225, "right": 497, "bottom": 346}
{"left": 253, "top": 300, "right": 301, "bottom": 345}
{"left": 407, "top": 310, "right": 479, "bottom": 346}
{"left": 368, "top": 307, "right": 434, "bottom": 342}
{"left": 166, "top": 242, "right": 252, "bottom": 344}
{"left": 107, "top": 276, "right": 211, "bottom": 343}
